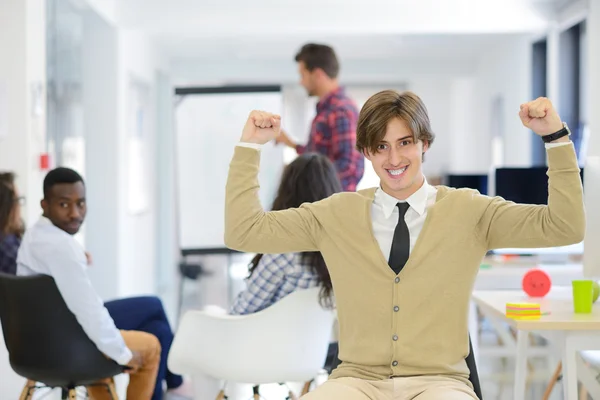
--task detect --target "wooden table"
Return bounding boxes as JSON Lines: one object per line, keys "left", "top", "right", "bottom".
{"left": 472, "top": 288, "right": 600, "bottom": 400}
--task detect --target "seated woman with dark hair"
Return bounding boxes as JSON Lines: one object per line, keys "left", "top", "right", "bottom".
{"left": 0, "top": 172, "right": 24, "bottom": 275}
{"left": 229, "top": 153, "right": 343, "bottom": 376}
{"left": 230, "top": 152, "right": 341, "bottom": 315}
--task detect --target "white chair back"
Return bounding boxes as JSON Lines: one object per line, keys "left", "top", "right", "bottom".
{"left": 168, "top": 287, "right": 334, "bottom": 384}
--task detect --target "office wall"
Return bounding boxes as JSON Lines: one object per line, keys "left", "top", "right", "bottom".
{"left": 171, "top": 41, "right": 533, "bottom": 177}
{"left": 447, "top": 77, "right": 481, "bottom": 174}
{"left": 82, "top": 9, "right": 120, "bottom": 300}
{"left": 0, "top": 0, "right": 45, "bottom": 397}
{"left": 172, "top": 59, "right": 469, "bottom": 180}
{"left": 82, "top": 10, "right": 167, "bottom": 299}
{"left": 155, "top": 71, "right": 178, "bottom": 293}
{"left": 0, "top": 0, "right": 46, "bottom": 226}
{"left": 116, "top": 29, "right": 165, "bottom": 296}
{"left": 84, "top": 0, "right": 118, "bottom": 24}
{"left": 474, "top": 35, "right": 533, "bottom": 168}
{"left": 584, "top": 0, "right": 600, "bottom": 278}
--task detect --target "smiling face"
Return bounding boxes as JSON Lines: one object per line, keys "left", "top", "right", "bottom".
{"left": 365, "top": 118, "right": 428, "bottom": 200}
{"left": 356, "top": 90, "right": 436, "bottom": 200}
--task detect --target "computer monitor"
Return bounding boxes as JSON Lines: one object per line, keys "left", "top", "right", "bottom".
{"left": 446, "top": 174, "right": 488, "bottom": 195}
{"left": 495, "top": 167, "right": 584, "bottom": 205}
{"left": 492, "top": 166, "right": 585, "bottom": 256}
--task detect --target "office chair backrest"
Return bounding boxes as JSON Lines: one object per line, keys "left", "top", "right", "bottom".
{"left": 328, "top": 334, "right": 483, "bottom": 399}
{"left": 466, "top": 336, "right": 483, "bottom": 399}
{"left": 168, "top": 286, "right": 335, "bottom": 384}
{"left": 0, "top": 273, "right": 123, "bottom": 387}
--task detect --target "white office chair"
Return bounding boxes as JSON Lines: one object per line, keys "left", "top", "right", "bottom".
{"left": 168, "top": 287, "right": 335, "bottom": 399}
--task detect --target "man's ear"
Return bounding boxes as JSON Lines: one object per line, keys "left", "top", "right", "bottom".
{"left": 40, "top": 199, "right": 48, "bottom": 214}
{"left": 314, "top": 67, "right": 328, "bottom": 80}
{"left": 421, "top": 140, "right": 429, "bottom": 163}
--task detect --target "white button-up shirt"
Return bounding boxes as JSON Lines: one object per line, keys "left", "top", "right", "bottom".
{"left": 16, "top": 216, "right": 132, "bottom": 365}
{"left": 371, "top": 179, "right": 438, "bottom": 261}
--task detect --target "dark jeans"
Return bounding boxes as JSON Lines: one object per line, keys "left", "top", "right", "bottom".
{"left": 105, "top": 296, "right": 183, "bottom": 400}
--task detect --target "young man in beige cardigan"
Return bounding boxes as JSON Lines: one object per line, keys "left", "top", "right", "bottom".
{"left": 224, "top": 91, "right": 585, "bottom": 399}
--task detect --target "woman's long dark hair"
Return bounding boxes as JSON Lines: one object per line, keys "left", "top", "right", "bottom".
{"left": 248, "top": 152, "right": 343, "bottom": 308}
{"left": 0, "top": 174, "right": 18, "bottom": 238}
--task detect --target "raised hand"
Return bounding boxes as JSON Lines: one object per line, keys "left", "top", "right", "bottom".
{"left": 241, "top": 110, "right": 281, "bottom": 145}
{"left": 519, "top": 97, "right": 564, "bottom": 137}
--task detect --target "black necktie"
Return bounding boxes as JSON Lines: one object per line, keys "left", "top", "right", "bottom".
{"left": 388, "top": 202, "right": 410, "bottom": 275}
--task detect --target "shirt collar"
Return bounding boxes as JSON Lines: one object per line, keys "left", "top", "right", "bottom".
{"left": 38, "top": 215, "right": 53, "bottom": 226}
{"left": 316, "top": 86, "right": 344, "bottom": 113}
{"left": 37, "top": 216, "right": 61, "bottom": 232}
{"left": 375, "top": 178, "right": 432, "bottom": 219}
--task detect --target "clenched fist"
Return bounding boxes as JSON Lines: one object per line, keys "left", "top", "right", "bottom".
{"left": 519, "top": 97, "right": 564, "bottom": 137}
{"left": 241, "top": 110, "right": 281, "bottom": 145}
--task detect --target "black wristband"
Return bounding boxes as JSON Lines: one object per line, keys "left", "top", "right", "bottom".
{"left": 542, "top": 123, "right": 570, "bottom": 143}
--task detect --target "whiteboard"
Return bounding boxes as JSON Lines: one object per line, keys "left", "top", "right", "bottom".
{"left": 174, "top": 90, "right": 284, "bottom": 252}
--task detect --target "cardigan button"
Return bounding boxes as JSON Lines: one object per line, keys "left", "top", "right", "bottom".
{"left": 395, "top": 277, "right": 400, "bottom": 283}
{"left": 392, "top": 335, "right": 398, "bottom": 341}
{"left": 394, "top": 306, "right": 399, "bottom": 312}
{"left": 392, "top": 360, "right": 398, "bottom": 367}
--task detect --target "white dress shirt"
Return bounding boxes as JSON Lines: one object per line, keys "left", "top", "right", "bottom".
{"left": 237, "top": 140, "right": 572, "bottom": 260}
{"left": 372, "top": 179, "right": 437, "bottom": 261}
{"left": 16, "top": 216, "right": 132, "bottom": 365}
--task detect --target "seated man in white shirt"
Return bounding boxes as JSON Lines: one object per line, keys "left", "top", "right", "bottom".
{"left": 17, "top": 168, "right": 160, "bottom": 400}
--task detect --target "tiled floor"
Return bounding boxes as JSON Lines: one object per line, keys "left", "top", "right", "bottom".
{"left": 162, "top": 253, "right": 571, "bottom": 400}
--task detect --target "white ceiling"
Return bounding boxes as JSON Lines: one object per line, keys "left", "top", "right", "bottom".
{"left": 158, "top": 33, "right": 524, "bottom": 62}
{"left": 84, "top": 0, "right": 579, "bottom": 64}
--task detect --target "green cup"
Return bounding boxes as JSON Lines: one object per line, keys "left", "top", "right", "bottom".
{"left": 572, "top": 280, "right": 594, "bottom": 314}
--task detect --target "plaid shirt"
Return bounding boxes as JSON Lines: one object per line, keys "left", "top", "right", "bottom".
{"left": 0, "top": 233, "right": 20, "bottom": 275}
{"left": 296, "top": 87, "right": 364, "bottom": 191}
{"left": 230, "top": 253, "right": 320, "bottom": 315}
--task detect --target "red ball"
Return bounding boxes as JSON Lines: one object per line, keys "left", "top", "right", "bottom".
{"left": 522, "top": 269, "right": 551, "bottom": 297}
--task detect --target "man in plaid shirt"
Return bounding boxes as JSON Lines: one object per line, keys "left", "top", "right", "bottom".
{"left": 276, "top": 43, "right": 364, "bottom": 191}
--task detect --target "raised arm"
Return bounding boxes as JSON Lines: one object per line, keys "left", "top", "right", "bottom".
{"left": 224, "top": 111, "right": 325, "bottom": 254}
{"left": 476, "top": 97, "right": 585, "bottom": 249}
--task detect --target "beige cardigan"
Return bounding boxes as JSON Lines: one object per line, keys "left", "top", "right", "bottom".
{"left": 225, "top": 144, "right": 585, "bottom": 383}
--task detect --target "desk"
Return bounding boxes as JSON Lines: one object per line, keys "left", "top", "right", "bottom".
{"left": 472, "top": 288, "right": 600, "bottom": 400}
{"left": 470, "top": 260, "right": 582, "bottom": 366}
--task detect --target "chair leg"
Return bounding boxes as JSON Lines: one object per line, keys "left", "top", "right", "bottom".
{"left": 580, "top": 385, "right": 589, "bottom": 400}
{"left": 19, "top": 380, "right": 36, "bottom": 400}
{"left": 215, "top": 389, "right": 226, "bottom": 400}
{"left": 301, "top": 380, "right": 312, "bottom": 395}
{"left": 106, "top": 379, "right": 119, "bottom": 400}
{"left": 287, "top": 391, "right": 298, "bottom": 400}
{"left": 542, "top": 361, "right": 562, "bottom": 400}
